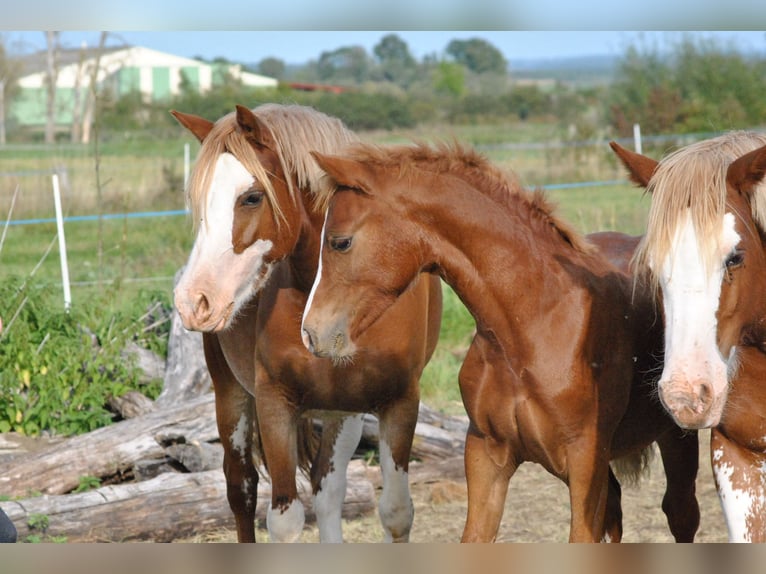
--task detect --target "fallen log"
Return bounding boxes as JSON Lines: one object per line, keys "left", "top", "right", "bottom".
{"left": 360, "top": 404, "right": 468, "bottom": 462}
{"left": 0, "top": 396, "right": 467, "bottom": 499}
{"left": 0, "top": 394, "right": 217, "bottom": 498}
{"left": 0, "top": 462, "right": 376, "bottom": 542}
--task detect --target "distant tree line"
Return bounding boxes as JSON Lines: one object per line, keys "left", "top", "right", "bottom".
{"left": 607, "top": 36, "right": 766, "bottom": 135}
{"left": 4, "top": 33, "right": 766, "bottom": 141}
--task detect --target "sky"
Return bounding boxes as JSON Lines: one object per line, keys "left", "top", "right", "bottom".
{"left": 6, "top": 31, "right": 766, "bottom": 66}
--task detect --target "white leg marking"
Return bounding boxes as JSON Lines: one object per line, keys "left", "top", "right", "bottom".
{"left": 378, "top": 438, "right": 413, "bottom": 543}
{"left": 712, "top": 445, "right": 766, "bottom": 543}
{"left": 229, "top": 414, "right": 250, "bottom": 464}
{"left": 314, "top": 415, "right": 364, "bottom": 543}
{"left": 229, "top": 414, "right": 254, "bottom": 508}
{"left": 267, "top": 498, "right": 305, "bottom": 543}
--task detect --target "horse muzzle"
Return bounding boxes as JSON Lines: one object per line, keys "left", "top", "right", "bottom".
{"left": 658, "top": 375, "right": 726, "bottom": 429}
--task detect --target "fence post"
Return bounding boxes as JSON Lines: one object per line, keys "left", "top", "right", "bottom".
{"left": 52, "top": 173, "right": 72, "bottom": 311}
{"left": 633, "top": 123, "right": 642, "bottom": 154}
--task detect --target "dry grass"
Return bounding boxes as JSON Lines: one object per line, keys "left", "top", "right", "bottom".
{"left": 178, "top": 430, "right": 728, "bottom": 544}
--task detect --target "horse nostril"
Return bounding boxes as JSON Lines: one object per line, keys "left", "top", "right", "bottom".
{"left": 302, "top": 327, "right": 316, "bottom": 353}
{"left": 194, "top": 292, "right": 211, "bottom": 319}
{"left": 698, "top": 380, "right": 713, "bottom": 405}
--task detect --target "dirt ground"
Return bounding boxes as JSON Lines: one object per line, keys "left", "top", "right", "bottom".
{"left": 188, "top": 428, "right": 728, "bottom": 543}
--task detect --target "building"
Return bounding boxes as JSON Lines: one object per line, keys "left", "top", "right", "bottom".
{"left": 12, "top": 44, "right": 278, "bottom": 129}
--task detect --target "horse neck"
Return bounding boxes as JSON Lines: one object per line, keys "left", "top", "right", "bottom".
{"left": 284, "top": 191, "right": 324, "bottom": 294}
{"left": 416, "top": 177, "right": 596, "bottom": 348}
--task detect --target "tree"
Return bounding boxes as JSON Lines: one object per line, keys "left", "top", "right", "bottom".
{"left": 80, "top": 32, "right": 108, "bottom": 144}
{"left": 44, "top": 31, "right": 60, "bottom": 144}
{"left": 0, "top": 35, "right": 23, "bottom": 145}
{"left": 258, "top": 57, "right": 285, "bottom": 80}
{"left": 373, "top": 33, "right": 416, "bottom": 86}
{"left": 317, "top": 46, "right": 371, "bottom": 84}
{"left": 607, "top": 34, "right": 766, "bottom": 135}
{"left": 433, "top": 61, "right": 465, "bottom": 97}
{"left": 446, "top": 38, "right": 507, "bottom": 75}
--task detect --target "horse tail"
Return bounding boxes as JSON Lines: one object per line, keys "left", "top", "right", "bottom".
{"left": 250, "top": 410, "right": 319, "bottom": 478}
{"left": 611, "top": 445, "right": 655, "bottom": 487}
{"left": 296, "top": 417, "right": 320, "bottom": 476}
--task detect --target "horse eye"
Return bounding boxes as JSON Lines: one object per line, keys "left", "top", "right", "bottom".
{"left": 328, "top": 236, "right": 353, "bottom": 253}
{"left": 725, "top": 250, "right": 744, "bottom": 269}
{"left": 240, "top": 191, "right": 264, "bottom": 207}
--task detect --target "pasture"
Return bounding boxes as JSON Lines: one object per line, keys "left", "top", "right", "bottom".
{"left": 0, "top": 122, "right": 654, "bottom": 418}
{"left": 0, "top": 120, "right": 737, "bottom": 542}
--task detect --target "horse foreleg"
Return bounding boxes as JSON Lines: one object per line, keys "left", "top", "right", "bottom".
{"left": 311, "top": 414, "right": 364, "bottom": 543}
{"left": 657, "top": 428, "right": 700, "bottom": 542}
{"left": 377, "top": 398, "right": 419, "bottom": 542}
{"left": 602, "top": 467, "right": 623, "bottom": 542}
{"left": 203, "top": 333, "right": 258, "bottom": 543}
{"left": 711, "top": 428, "right": 766, "bottom": 542}
{"left": 256, "top": 393, "right": 304, "bottom": 542}
{"left": 461, "top": 429, "right": 516, "bottom": 542}
{"left": 565, "top": 433, "right": 610, "bottom": 542}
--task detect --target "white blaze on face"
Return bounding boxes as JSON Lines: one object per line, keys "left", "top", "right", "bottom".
{"left": 175, "top": 153, "right": 274, "bottom": 331}
{"left": 300, "top": 211, "right": 328, "bottom": 348}
{"left": 654, "top": 211, "right": 741, "bottom": 424}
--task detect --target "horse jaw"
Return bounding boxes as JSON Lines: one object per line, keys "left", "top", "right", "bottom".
{"left": 175, "top": 153, "right": 274, "bottom": 332}
{"left": 654, "top": 212, "right": 740, "bottom": 428}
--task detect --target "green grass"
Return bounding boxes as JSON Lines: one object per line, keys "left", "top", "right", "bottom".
{"left": 0, "top": 215, "right": 193, "bottom": 306}
{"left": 419, "top": 284, "right": 475, "bottom": 415}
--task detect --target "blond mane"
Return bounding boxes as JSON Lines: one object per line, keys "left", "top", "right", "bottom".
{"left": 633, "top": 131, "right": 766, "bottom": 284}
{"left": 187, "top": 103, "right": 358, "bottom": 230}
{"left": 320, "top": 140, "right": 594, "bottom": 254}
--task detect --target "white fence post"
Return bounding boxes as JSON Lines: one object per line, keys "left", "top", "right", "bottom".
{"left": 52, "top": 173, "right": 72, "bottom": 311}
{"left": 633, "top": 123, "right": 642, "bottom": 154}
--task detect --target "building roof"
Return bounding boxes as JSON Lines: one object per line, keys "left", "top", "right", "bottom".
{"left": 16, "top": 45, "right": 131, "bottom": 76}
{"left": 15, "top": 45, "right": 277, "bottom": 90}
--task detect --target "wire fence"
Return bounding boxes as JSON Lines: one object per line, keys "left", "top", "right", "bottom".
{"left": 2, "top": 126, "right": 761, "bottom": 304}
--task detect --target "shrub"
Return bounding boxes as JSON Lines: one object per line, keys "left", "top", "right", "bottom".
{"left": 0, "top": 277, "right": 166, "bottom": 436}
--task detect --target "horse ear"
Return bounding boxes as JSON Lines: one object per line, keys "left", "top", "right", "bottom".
{"left": 170, "top": 110, "right": 213, "bottom": 143}
{"left": 609, "top": 141, "right": 658, "bottom": 190}
{"left": 727, "top": 144, "right": 766, "bottom": 198}
{"left": 235, "top": 105, "right": 276, "bottom": 150}
{"left": 311, "top": 152, "right": 373, "bottom": 194}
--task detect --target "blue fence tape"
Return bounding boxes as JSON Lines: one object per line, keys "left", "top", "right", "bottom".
{"left": 2, "top": 178, "right": 631, "bottom": 228}
{"left": 4, "top": 209, "right": 189, "bottom": 227}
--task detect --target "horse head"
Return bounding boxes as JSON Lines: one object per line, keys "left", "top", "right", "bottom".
{"left": 171, "top": 106, "right": 296, "bottom": 332}
{"left": 301, "top": 151, "right": 426, "bottom": 362}
{"left": 611, "top": 137, "right": 766, "bottom": 428}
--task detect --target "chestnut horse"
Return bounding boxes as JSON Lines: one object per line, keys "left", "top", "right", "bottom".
{"left": 300, "top": 142, "right": 699, "bottom": 542}
{"left": 171, "top": 104, "right": 442, "bottom": 542}
{"left": 611, "top": 132, "right": 766, "bottom": 542}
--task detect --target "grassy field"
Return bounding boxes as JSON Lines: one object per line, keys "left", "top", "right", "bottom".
{"left": 0, "top": 122, "right": 652, "bottom": 419}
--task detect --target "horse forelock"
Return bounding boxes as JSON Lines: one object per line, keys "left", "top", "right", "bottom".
{"left": 186, "top": 104, "right": 358, "bottom": 231}
{"left": 633, "top": 131, "right": 766, "bottom": 287}
{"left": 332, "top": 141, "right": 594, "bottom": 254}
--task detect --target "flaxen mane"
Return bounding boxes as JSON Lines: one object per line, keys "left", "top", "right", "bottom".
{"left": 633, "top": 131, "right": 766, "bottom": 285}
{"left": 319, "top": 141, "right": 594, "bottom": 254}
{"left": 187, "top": 103, "right": 358, "bottom": 230}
